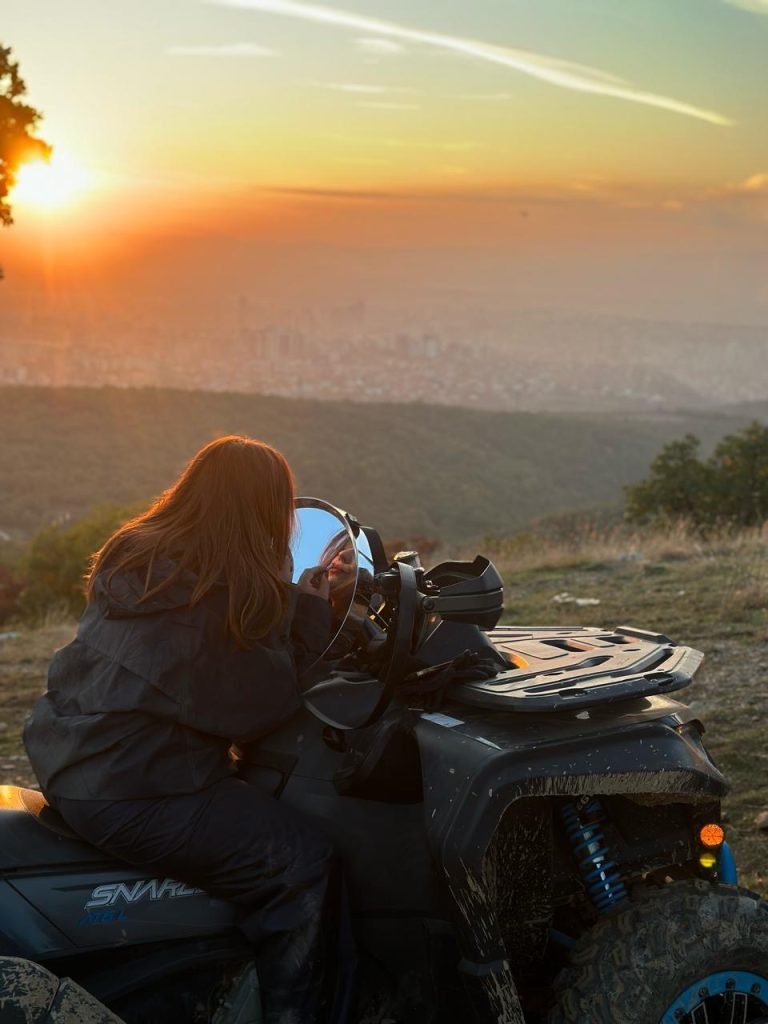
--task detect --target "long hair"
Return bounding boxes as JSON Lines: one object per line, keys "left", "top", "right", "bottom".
{"left": 87, "top": 436, "right": 296, "bottom": 646}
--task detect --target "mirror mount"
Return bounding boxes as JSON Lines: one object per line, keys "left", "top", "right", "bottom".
{"left": 300, "top": 558, "right": 421, "bottom": 733}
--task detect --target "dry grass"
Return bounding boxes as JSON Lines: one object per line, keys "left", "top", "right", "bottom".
{"left": 482, "top": 520, "right": 768, "bottom": 574}
{"left": 0, "top": 622, "right": 75, "bottom": 780}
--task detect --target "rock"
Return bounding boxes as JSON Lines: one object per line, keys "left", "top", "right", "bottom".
{"left": 0, "top": 722, "right": 8, "bottom": 732}
{"left": 618, "top": 550, "right": 645, "bottom": 563}
{"left": 551, "top": 593, "right": 601, "bottom": 606}
{"left": 754, "top": 811, "right": 768, "bottom": 832}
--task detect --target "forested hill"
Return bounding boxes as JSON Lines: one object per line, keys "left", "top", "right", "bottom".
{"left": 0, "top": 386, "right": 762, "bottom": 543}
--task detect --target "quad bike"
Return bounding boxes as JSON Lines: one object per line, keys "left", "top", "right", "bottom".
{"left": 0, "top": 498, "right": 766, "bottom": 1024}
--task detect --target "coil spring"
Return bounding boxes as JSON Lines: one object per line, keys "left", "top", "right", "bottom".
{"left": 561, "top": 799, "right": 627, "bottom": 913}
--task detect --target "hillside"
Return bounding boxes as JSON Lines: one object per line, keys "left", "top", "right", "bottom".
{"left": 1, "top": 386, "right": 765, "bottom": 543}
{"left": 2, "top": 525, "right": 765, "bottom": 895}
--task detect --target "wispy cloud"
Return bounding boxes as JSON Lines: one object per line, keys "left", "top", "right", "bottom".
{"left": 739, "top": 173, "right": 768, "bottom": 191}
{"left": 208, "top": 0, "right": 731, "bottom": 126}
{"left": 318, "top": 82, "right": 418, "bottom": 95}
{"left": 697, "top": 172, "right": 768, "bottom": 200}
{"left": 460, "top": 92, "right": 518, "bottom": 102}
{"left": 167, "top": 42, "right": 278, "bottom": 57}
{"left": 693, "top": 172, "right": 768, "bottom": 223}
{"left": 355, "top": 37, "right": 407, "bottom": 56}
{"left": 320, "top": 132, "right": 478, "bottom": 152}
{"left": 321, "top": 82, "right": 388, "bottom": 93}
{"left": 255, "top": 183, "right": 642, "bottom": 207}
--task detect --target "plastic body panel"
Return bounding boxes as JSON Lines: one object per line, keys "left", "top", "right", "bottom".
{"left": 7, "top": 870, "right": 236, "bottom": 952}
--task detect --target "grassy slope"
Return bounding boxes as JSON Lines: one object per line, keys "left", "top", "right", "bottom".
{"left": 0, "top": 385, "right": 761, "bottom": 542}
{"left": 1, "top": 527, "right": 765, "bottom": 896}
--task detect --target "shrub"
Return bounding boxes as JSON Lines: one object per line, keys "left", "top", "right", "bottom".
{"left": 625, "top": 421, "right": 768, "bottom": 530}
{"left": 19, "top": 504, "right": 139, "bottom": 622}
{"left": 0, "top": 563, "right": 23, "bottom": 624}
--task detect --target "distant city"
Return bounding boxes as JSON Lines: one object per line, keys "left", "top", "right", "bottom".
{"left": 1, "top": 297, "right": 767, "bottom": 413}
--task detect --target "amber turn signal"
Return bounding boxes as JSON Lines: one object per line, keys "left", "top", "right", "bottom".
{"left": 699, "top": 823, "right": 725, "bottom": 848}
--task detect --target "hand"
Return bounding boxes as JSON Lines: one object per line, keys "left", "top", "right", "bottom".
{"left": 297, "top": 565, "right": 331, "bottom": 601}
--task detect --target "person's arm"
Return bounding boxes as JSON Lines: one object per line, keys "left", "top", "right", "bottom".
{"left": 177, "top": 574, "right": 334, "bottom": 741}
{"left": 289, "top": 591, "right": 335, "bottom": 678}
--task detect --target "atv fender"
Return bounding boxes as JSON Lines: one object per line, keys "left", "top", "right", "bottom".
{"left": 414, "top": 706, "right": 728, "bottom": 971}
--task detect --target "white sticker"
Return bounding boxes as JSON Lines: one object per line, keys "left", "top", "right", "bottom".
{"left": 421, "top": 712, "right": 465, "bottom": 728}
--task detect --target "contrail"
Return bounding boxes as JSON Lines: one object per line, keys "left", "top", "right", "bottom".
{"left": 208, "top": 0, "right": 731, "bottom": 126}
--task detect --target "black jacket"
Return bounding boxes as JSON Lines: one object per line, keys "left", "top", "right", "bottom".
{"left": 23, "top": 561, "right": 333, "bottom": 800}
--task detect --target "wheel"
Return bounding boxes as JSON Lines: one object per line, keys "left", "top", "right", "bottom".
{"left": 548, "top": 880, "right": 768, "bottom": 1024}
{"left": 0, "top": 956, "right": 125, "bottom": 1023}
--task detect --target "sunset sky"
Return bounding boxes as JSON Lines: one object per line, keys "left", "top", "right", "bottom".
{"left": 2, "top": 0, "right": 767, "bottom": 323}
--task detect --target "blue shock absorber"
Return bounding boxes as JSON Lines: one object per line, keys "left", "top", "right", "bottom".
{"left": 719, "top": 840, "right": 738, "bottom": 885}
{"left": 561, "top": 799, "right": 628, "bottom": 913}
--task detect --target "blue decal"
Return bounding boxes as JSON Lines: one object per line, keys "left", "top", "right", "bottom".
{"left": 77, "top": 908, "right": 127, "bottom": 928}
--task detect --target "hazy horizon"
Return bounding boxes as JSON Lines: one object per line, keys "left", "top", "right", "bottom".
{"left": 2, "top": 0, "right": 767, "bottom": 372}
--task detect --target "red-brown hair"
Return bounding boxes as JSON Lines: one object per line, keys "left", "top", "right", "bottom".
{"left": 87, "top": 436, "right": 296, "bottom": 646}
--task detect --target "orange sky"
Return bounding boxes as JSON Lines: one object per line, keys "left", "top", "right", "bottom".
{"left": 2, "top": 0, "right": 767, "bottom": 323}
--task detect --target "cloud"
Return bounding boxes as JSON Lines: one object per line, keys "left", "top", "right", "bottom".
{"left": 321, "top": 132, "right": 479, "bottom": 151}
{"left": 167, "top": 42, "right": 278, "bottom": 57}
{"left": 699, "top": 173, "right": 768, "bottom": 201}
{"left": 255, "top": 183, "right": 647, "bottom": 207}
{"left": 261, "top": 185, "right": 407, "bottom": 199}
{"left": 321, "top": 82, "right": 388, "bottom": 93}
{"left": 737, "top": 173, "right": 768, "bottom": 191}
{"left": 208, "top": 0, "right": 731, "bottom": 125}
{"left": 460, "top": 92, "right": 518, "bottom": 102}
{"left": 319, "top": 82, "right": 418, "bottom": 94}
{"left": 355, "top": 37, "right": 407, "bottom": 55}
{"left": 663, "top": 172, "right": 768, "bottom": 222}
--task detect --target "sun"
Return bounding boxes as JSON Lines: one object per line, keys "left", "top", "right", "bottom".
{"left": 12, "top": 151, "right": 91, "bottom": 209}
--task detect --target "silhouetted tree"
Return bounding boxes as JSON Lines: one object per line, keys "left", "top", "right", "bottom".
{"left": 625, "top": 421, "right": 768, "bottom": 529}
{"left": 0, "top": 44, "right": 50, "bottom": 234}
{"left": 710, "top": 420, "right": 768, "bottom": 526}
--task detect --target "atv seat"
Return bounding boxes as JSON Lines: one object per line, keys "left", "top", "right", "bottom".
{"left": 0, "top": 786, "right": 111, "bottom": 868}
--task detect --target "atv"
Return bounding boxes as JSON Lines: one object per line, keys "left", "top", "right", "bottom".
{"left": 0, "top": 497, "right": 766, "bottom": 1024}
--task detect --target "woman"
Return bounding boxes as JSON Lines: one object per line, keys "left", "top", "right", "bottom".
{"left": 24, "top": 435, "right": 338, "bottom": 1024}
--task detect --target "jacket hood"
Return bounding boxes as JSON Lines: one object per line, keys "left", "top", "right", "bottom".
{"left": 93, "top": 558, "right": 201, "bottom": 619}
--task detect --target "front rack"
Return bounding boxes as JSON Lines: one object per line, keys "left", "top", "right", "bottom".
{"left": 452, "top": 625, "right": 703, "bottom": 713}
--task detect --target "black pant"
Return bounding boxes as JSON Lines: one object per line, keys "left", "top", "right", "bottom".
{"left": 53, "top": 777, "right": 336, "bottom": 1024}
